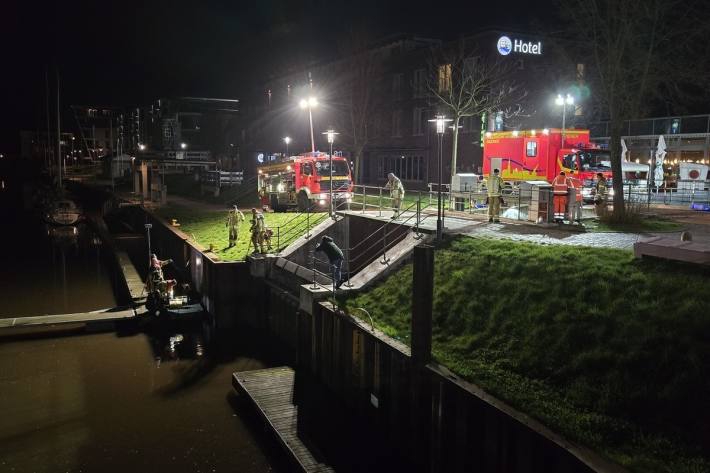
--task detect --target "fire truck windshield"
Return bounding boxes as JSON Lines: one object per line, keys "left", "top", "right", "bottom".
{"left": 563, "top": 151, "right": 611, "bottom": 171}
{"left": 314, "top": 160, "right": 350, "bottom": 176}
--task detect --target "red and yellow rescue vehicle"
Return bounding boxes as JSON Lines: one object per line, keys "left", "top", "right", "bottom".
{"left": 257, "top": 152, "right": 354, "bottom": 211}
{"left": 482, "top": 128, "right": 612, "bottom": 186}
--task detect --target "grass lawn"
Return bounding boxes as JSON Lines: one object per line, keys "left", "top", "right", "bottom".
{"left": 155, "top": 203, "right": 328, "bottom": 261}
{"left": 343, "top": 237, "right": 710, "bottom": 472}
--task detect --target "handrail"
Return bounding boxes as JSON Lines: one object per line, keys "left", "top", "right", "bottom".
{"left": 352, "top": 307, "right": 375, "bottom": 332}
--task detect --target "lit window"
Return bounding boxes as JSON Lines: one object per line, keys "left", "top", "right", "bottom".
{"left": 526, "top": 141, "right": 538, "bottom": 157}
{"left": 438, "top": 64, "right": 452, "bottom": 93}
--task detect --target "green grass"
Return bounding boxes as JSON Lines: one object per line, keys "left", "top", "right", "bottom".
{"left": 343, "top": 237, "right": 710, "bottom": 472}
{"left": 155, "top": 203, "right": 327, "bottom": 261}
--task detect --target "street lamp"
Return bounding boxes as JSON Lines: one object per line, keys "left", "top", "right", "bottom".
{"left": 555, "top": 94, "right": 574, "bottom": 146}
{"left": 284, "top": 136, "right": 291, "bottom": 156}
{"left": 428, "top": 115, "right": 452, "bottom": 241}
{"left": 180, "top": 142, "right": 187, "bottom": 149}
{"left": 299, "top": 97, "right": 318, "bottom": 154}
{"left": 138, "top": 143, "right": 146, "bottom": 151}
{"left": 322, "top": 129, "right": 339, "bottom": 216}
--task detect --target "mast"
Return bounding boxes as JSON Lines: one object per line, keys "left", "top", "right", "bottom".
{"left": 56, "top": 69, "right": 62, "bottom": 189}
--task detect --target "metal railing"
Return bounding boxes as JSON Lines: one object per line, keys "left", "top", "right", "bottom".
{"left": 267, "top": 205, "right": 330, "bottom": 254}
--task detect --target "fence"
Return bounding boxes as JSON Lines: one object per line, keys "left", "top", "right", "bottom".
{"left": 201, "top": 170, "right": 244, "bottom": 187}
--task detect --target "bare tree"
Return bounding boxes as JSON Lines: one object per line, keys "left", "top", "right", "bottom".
{"left": 559, "top": 0, "right": 710, "bottom": 218}
{"left": 426, "top": 42, "right": 527, "bottom": 179}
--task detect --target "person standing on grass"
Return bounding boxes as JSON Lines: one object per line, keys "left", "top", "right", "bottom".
{"left": 226, "top": 205, "right": 245, "bottom": 248}
{"left": 594, "top": 173, "right": 608, "bottom": 216}
{"left": 385, "top": 173, "right": 405, "bottom": 219}
{"left": 315, "top": 235, "right": 345, "bottom": 289}
{"left": 249, "top": 208, "right": 266, "bottom": 254}
{"left": 486, "top": 168, "right": 504, "bottom": 223}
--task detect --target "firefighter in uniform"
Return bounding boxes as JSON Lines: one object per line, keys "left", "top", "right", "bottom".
{"left": 594, "top": 172, "right": 608, "bottom": 216}
{"left": 552, "top": 171, "right": 571, "bottom": 222}
{"left": 567, "top": 170, "right": 584, "bottom": 223}
{"left": 385, "top": 173, "right": 405, "bottom": 219}
{"left": 249, "top": 208, "right": 266, "bottom": 254}
{"left": 226, "top": 205, "right": 245, "bottom": 248}
{"left": 486, "top": 168, "right": 504, "bottom": 223}
{"left": 148, "top": 253, "right": 176, "bottom": 295}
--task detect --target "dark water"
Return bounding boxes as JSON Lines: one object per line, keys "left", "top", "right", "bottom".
{"left": 0, "top": 174, "right": 116, "bottom": 318}
{"left": 0, "top": 325, "right": 285, "bottom": 473}
{"left": 0, "top": 167, "right": 286, "bottom": 472}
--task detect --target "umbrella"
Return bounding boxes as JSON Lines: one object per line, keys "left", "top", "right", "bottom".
{"left": 654, "top": 135, "right": 666, "bottom": 184}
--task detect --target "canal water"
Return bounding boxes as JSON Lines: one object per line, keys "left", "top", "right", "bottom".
{"left": 0, "top": 168, "right": 287, "bottom": 472}
{"left": 0, "top": 324, "right": 287, "bottom": 473}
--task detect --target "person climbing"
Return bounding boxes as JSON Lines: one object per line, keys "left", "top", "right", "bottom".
{"left": 226, "top": 205, "right": 245, "bottom": 248}
{"left": 315, "top": 235, "right": 345, "bottom": 289}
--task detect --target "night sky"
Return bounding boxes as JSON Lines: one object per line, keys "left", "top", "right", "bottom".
{"left": 3, "top": 0, "right": 552, "bottom": 151}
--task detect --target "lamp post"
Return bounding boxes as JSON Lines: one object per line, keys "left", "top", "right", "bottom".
{"left": 284, "top": 136, "right": 291, "bottom": 157}
{"left": 180, "top": 142, "right": 187, "bottom": 149}
{"left": 555, "top": 94, "right": 574, "bottom": 146}
{"left": 322, "top": 129, "right": 339, "bottom": 216}
{"left": 429, "top": 115, "right": 452, "bottom": 241}
{"left": 299, "top": 97, "right": 318, "bottom": 153}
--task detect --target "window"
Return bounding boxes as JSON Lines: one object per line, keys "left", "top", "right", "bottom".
{"left": 379, "top": 155, "right": 424, "bottom": 181}
{"left": 301, "top": 163, "right": 312, "bottom": 176}
{"left": 412, "top": 108, "right": 426, "bottom": 136}
{"left": 413, "top": 69, "right": 427, "bottom": 98}
{"left": 437, "top": 64, "right": 452, "bottom": 93}
{"left": 392, "top": 73, "right": 403, "bottom": 100}
{"left": 526, "top": 141, "right": 538, "bottom": 157}
{"left": 391, "top": 110, "right": 402, "bottom": 137}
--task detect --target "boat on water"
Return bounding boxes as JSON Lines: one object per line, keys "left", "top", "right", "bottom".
{"left": 46, "top": 199, "right": 83, "bottom": 226}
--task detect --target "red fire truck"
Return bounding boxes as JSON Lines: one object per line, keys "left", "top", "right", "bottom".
{"left": 482, "top": 128, "right": 612, "bottom": 186}
{"left": 257, "top": 152, "right": 354, "bottom": 211}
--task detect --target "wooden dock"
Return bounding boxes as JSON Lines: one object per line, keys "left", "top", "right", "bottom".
{"left": 116, "top": 251, "right": 146, "bottom": 302}
{"left": 0, "top": 306, "right": 135, "bottom": 329}
{"left": 232, "top": 367, "right": 336, "bottom": 473}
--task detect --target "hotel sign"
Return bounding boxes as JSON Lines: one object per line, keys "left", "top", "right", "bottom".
{"left": 497, "top": 36, "right": 543, "bottom": 56}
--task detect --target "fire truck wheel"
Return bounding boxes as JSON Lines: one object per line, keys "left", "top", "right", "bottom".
{"left": 297, "top": 191, "right": 310, "bottom": 212}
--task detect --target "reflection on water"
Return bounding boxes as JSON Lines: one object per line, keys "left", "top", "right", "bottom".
{"left": 0, "top": 220, "right": 117, "bottom": 318}
{"left": 0, "top": 322, "right": 285, "bottom": 473}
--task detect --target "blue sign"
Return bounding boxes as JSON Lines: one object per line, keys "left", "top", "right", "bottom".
{"left": 497, "top": 36, "right": 512, "bottom": 56}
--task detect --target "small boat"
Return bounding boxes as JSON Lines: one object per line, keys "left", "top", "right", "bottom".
{"left": 47, "top": 199, "right": 83, "bottom": 226}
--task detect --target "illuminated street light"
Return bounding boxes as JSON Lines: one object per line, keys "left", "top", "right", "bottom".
{"left": 180, "top": 142, "right": 187, "bottom": 149}
{"left": 322, "top": 129, "right": 339, "bottom": 216}
{"left": 284, "top": 136, "right": 291, "bottom": 156}
{"left": 555, "top": 94, "right": 574, "bottom": 145}
{"left": 428, "top": 115, "right": 453, "bottom": 241}
{"left": 138, "top": 143, "right": 146, "bottom": 151}
{"left": 299, "top": 97, "right": 318, "bottom": 153}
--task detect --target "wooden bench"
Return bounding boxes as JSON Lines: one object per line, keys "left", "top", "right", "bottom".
{"left": 633, "top": 236, "right": 710, "bottom": 265}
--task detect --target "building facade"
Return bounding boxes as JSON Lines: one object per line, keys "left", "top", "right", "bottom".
{"left": 241, "top": 29, "right": 583, "bottom": 188}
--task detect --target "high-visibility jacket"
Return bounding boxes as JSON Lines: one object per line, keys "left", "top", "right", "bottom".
{"left": 568, "top": 177, "right": 583, "bottom": 202}
{"left": 487, "top": 175, "right": 504, "bottom": 197}
{"left": 552, "top": 175, "right": 571, "bottom": 195}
